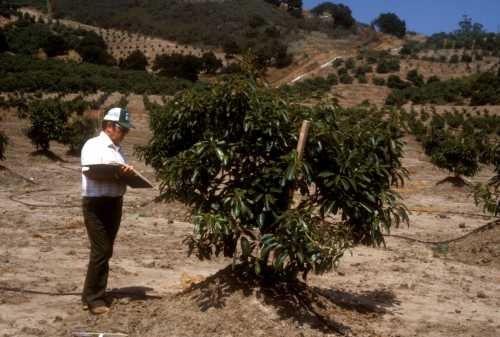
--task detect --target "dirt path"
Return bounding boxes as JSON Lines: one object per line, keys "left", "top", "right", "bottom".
{"left": 1, "top": 107, "right": 500, "bottom": 336}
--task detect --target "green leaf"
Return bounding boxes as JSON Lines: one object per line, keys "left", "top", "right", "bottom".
{"left": 241, "top": 237, "right": 251, "bottom": 257}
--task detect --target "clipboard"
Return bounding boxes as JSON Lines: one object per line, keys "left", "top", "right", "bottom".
{"left": 82, "top": 163, "right": 154, "bottom": 188}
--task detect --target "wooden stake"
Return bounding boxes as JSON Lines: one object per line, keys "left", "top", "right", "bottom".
{"left": 289, "top": 120, "right": 311, "bottom": 208}
{"left": 296, "top": 120, "right": 311, "bottom": 161}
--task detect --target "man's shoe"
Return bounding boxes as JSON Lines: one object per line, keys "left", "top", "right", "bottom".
{"left": 88, "top": 300, "right": 109, "bottom": 315}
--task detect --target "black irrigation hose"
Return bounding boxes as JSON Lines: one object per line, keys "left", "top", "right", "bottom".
{"left": 384, "top": 219, "right": 500, "bottom": 245}
{"left": 408, "top": 208, "right": 500, "bottom": 219}
{"left": 0, "top": 165, "right": 38, "bottom": 185}
{"left": 8, "top": 189, "right": 81, "bottom": 208}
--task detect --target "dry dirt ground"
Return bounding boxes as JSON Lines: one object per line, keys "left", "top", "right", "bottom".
{"left": 1, "top": 103, "right": 500, "bottom": 337}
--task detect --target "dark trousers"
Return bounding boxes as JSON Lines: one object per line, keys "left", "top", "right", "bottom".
{"left": 81, "top": 196, "right": 123, "bottom": 305}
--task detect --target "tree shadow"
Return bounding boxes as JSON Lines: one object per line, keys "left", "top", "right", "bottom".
{"left": 436, "top": 175, "right": 470, "bottom": 188}
{"left": 179, "top": 265, "right": 400, "bottom": 335}
{"left": 313, "top": 287, "right": 400, "bottom": 314}
{"left": 30, "top": 149, "right": 67, "bottom": 162}
{"left": 107, "top": 286, "right": 162, "bottom": 302}
{"left": 0, "top": 286, "right": 161, "bottom": 303}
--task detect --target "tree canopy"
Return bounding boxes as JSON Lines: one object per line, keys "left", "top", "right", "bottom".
{"left": 372, "top": 12, "right": 406, "bottom": 38}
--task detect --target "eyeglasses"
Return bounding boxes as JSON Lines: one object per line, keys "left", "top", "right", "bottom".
{"left": 114, "top": 123, "right": 130, "bottom": 134}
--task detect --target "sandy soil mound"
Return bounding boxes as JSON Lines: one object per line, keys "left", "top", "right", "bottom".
{"left": 49, "top": 265, "right": 390, "bottom": 337}
{"left": 448, "top": 221, "right": 500, "bottom": 268}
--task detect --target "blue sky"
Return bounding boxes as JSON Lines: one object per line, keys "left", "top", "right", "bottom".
{"left": 303, "top": 0, "right": 500, "bottom": 35}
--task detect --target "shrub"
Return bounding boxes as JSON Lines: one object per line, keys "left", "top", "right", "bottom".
{"left": 344, "top": 58, "right": 355, "bottom": 69}
{"left": 387, "top": 74, "right": 410, "bottom": 89}
{"left": 407, "top": 69, "right": 424, "bottom": 86}
{"left": 376, "top": 57, "right": 400, "bottom": 73}
{"left": 339, "top": 72, "right": 353, "bottom": 84}
{"left": 373, "top": 77, "right": 386, "bottom": 86}
{"left": 356, "top": 74, "right": 367, "bottom": 84}
{"left": 400, "top": 41, "right": 422, "bottom": 56}
{"left": 138, "top": 76, "right": 408, "bottom": 280}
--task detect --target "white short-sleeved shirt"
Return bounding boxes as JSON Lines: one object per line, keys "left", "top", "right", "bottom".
{"left": 81, "top": 131, "right": 127, "bottom": 197}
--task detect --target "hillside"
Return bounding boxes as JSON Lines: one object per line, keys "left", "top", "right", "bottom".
{"left": 50, "top": 0, "right": 333, "bottom": 48}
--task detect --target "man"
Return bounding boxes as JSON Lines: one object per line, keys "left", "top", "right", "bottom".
{"left": 80, "top": 107, "right": 135, "bottom": 315}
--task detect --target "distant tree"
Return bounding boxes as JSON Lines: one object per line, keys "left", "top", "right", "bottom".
{"left": 42, "top": 34, "right": 69, "bottom": 57}
{"left": 461, "top": 53, "right": 472, "bottom": 63}
{"left": 330, "top": 3, "right": 355, "bottom": 28}
{"left": 310, "top": 2, "right": 355, "bottom": 29}
{"left": 387, "top": 74, "right": 410, "bottom": 89}
{"left": 120, "top": 50, "right": 148, "bottom": 71}
{"left": 407, "top": 69, "right": 424, "bottom": 86}
{"left": 376, "top": 57, "right": 400, "bottom": 73}
{"left": 76, "top": 32, "right": 115, "bottom": 65}
{"left": 456, "top": 15, "right": 484, "bottom": 38}
{"left": 286, "top": 0, "right": 303, "bottom": 18}
{"left": 400, "top": 41, "right": 422, "bottom": 56}
{"left": 372, "top": 13, "right": 406, "bottom": 38}
{"left": 201, "top": 51, "right": 222, "bottom": 74}
{"left": 154, "top": 53, "right": 203, "bottom": 81}
{"left": 222, "top": 39, "right": 240, "bottom": 57}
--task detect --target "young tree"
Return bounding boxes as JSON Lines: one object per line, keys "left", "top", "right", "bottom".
{"left": 372, "top": 13, "right": 406, "bottom": 38}
{"left": 138, "top": 75, "right": 408, "bottom": 281}
{"left": 26, "top": 99, "right": 69, "bottom": 152}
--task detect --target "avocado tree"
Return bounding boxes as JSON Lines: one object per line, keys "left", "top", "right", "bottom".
{"left": 429, "top": 131, "right": 479, "bottom": 183}
{"left": 25, "top": 97, "right": 97, "bottom": 154}
{"left": 26, "top": 98, "right": 69, "bottom": 152}
{"left": 138, "top": 75, "right": 408, "bottom": 281}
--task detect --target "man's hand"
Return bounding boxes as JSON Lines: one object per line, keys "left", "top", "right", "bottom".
{"left": 118, "top": 164, "right": 135, "bottom": 178}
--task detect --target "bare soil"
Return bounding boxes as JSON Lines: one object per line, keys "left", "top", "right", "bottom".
{"left": 1, "top": 101, "right": 500, "bottom": 337}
